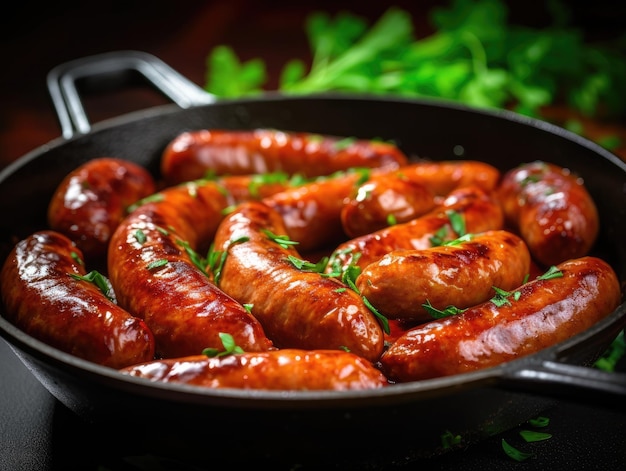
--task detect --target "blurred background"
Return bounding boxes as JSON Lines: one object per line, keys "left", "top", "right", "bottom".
{"left": 1, "top": 0, "right": 625, "bottom": 166}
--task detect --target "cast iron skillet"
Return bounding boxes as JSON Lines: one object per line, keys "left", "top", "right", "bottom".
{"left": 1, "top": 51, "right": 625, "bottom": 468}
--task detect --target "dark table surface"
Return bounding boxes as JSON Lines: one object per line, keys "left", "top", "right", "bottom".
{"left": 1, "top": 2, "right": 625, "bottom": 470}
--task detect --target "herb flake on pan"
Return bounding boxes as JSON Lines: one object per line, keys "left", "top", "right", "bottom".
{"left": 501, "top": 439, "right": 535, "bottom": 462}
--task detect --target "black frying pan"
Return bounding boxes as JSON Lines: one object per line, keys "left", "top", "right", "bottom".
{"left": 1, "top": 51, "right": 625, "bottom": 469}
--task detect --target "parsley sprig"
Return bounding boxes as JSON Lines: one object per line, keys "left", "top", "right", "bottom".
{"left": 205, "top": 1, "right": 625, "bottom": 147}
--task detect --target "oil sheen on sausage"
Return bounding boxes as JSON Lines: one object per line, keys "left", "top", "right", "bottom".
{"left": 356, "top": 230, "right": 531, "bottom": 321}
{"left": 496, "top": 161, "right": 599, "bottom": 266}
{"left": 120, "top": 349, "right": 389, "bottom": 390}
{"left": 326, "top": 186, "right": 504, "bottom": 274}
{"left": 0, "top": 230, "right": 155, "bottom": 368}
{"left": 107, "top": 180, "right": 274, "bottom": 358}
{"left": 161, "top": 129, "right": 409, "bottom": 184}
{"left": 380, "top": 256, "right": 621, "bottom": 382}
{"left": 212, "top": 200, "right": 385, "bottom": 362}
{"left": 47, "top": 157, "right": 156, "bottom": 262}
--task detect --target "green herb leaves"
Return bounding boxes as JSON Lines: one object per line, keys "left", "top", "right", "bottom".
{"left": 204, "top": 0, "right": 626, "bottom": 131}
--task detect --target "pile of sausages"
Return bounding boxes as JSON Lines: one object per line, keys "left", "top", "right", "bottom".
{"left": 0, "top": 129, "right": 621, "bottom": 391}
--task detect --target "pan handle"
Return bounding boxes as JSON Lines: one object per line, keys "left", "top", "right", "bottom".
{"left": 47, "top": 50, "right": 216, "bottom": 139}
{"left": 499, "top": 359, "right": 626, "bottom": 409}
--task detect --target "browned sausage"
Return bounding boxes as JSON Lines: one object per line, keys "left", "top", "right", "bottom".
{"left": 120, "top": 349, "right": 389, "bottom": 390}
{"left": 212, "top": 200, "right": 385, "bottom": 362}
{"left": 357, "top": 230, "right": 531, "bottom": 321}
{"left": 0, "top": 230, "right": 155, "bottom": 368}
{"left": 47, "top": 157, "right": 156, "bottom": 261}
{"left": 394, "top": 160, "right": 501, "bottom": 196}
{"left": 160, "top": 129, "right": 409, "bottom": 184}
{"left": 340, "top": 174, "right": 437, "bottom": 238}
{"left": 326, "top": 186, "right": 504, "bottom": 275}
{"left": 261, "top": 169, "right": 367, "bottom": 252}
{"left": 496, "top": 161, "right": 599, "bottom": 267}
{"left": 379, "top": 256, "right": 621, "bottom": 382}
{"left": 107, "top": 180, "right": 274, "bottom": 358}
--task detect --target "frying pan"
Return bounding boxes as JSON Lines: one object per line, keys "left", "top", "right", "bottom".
{"left": 1, "top": 51, "right": 625, "bottom": 469}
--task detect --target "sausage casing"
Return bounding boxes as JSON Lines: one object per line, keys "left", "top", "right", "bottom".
{"left": 212, "top": 201, "right": 385, "bottom": 362}
{"left": 340, "top": 174, "right": 437, "bottom": 238}
{"left": 327, "top": 186, "right": 504, "bottom": 274}
{"left": 161, "top": 129, "right": 409, "bottom": 184}
{"left": 120, "top": 349, "right": 389, "bottom": 390}
{"left": 380, "top": 256, "right": 622, "bottom": 382}
{"left": 356, "top": 230, "right": 531, "bottom": 321}
{"left": 496, "top": 161, "right": 599, "bottom": 266}
{"left": 0, "top": 230, "right": 155, "bottom": 368}
{"left": 107, "top": 181, "right": 274, "bottom": 358}
{"left": 47, "top": 157, "right": 156, "bottom": 261}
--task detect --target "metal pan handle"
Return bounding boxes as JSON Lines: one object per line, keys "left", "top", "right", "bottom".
{"left": 500, "top": 360, "right": 626, "bottom": 409}
{"left": 46, "top": 50, "right": 216, "bottom": 139}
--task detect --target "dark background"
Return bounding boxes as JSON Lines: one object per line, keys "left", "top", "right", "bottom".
{"left": 1, "top": 0, "right": 625, "bottom": 167}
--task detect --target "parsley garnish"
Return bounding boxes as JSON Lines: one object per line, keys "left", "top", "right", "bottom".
{"left": 536, "top": 265, "right": 563, "bottom": 280}
{"left": 422, "top": 299, "right": 467, "bottom": 319}
{"left": 69, "top": 270, "right": 115, "bottom": 302}
{"left": 262, "top": 229, "right": 299, "bottom": 249}
{"left": 202, "top": 332, "right": 245, "bottom": 357}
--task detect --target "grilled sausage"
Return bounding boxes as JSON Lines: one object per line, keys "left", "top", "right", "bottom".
{"left": 120, "top": 349, "right": 389, "bottom": 390}
{"left": 340, "top": 174, "right": 437, "bottom": 238}
{"left": 357, "top": 230, "right": 531, "bottom": 321}
{"left": 212, "top": 200, "right": 385, "bottom": 362}
{"left": 107, "top": 180, "right": 274, "bottom": 358}
{"left": 0, "top": 230, "right": 155, "bottom": 368}
{"left": 261, "top": 169, "right": 368, "bottom": 252}
{"left": 379, "top": 256, "right": 621, "bottom": 382}
{"left": 47, "top": 157, "right": 156, "bottom": 262}
{"left": 160, "top": 129, "right": 409, "bottom": 184}
{"left": 496, "top": 161, "right": 599, "bottom": 266}
{"left": 326, "top": 186, "right": 504, "bottom": 275}
{"left": 393, "top": 160, "right": 501, "bottom": 196}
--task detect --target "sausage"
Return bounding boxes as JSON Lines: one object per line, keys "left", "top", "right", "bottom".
{"left": 120, "top": 349, "right": 389, "bottom": 390}
{"left": 47, "top": 157, "right": 157, "bottom": 262}
{"left": 107, "top": 180, "right": 274, "bottom": 358}
{"left": 393, "top": 160, "right": 501, "bottom": 196}
{"left": 212, "top": 200, "right": 385, "bottom": 362}
{"left": 160, "top": 129, "right": 409, "bottom": 184}
{"left": 0, "top": 230, "right": 155, "bottom": 368}
{"left": 496, "top": 161, "right": 599, "bottom": 266}
{"left": 340, "top": 174, "right": 437, "bottom": 238}
{"left": 326, "top": 186, "right": 504, "bottom": 275}
{"left": 379, "top": 256, "right": 622, "bottom": 382}
{"left": 261, "top": 169, "right": 368, "bottom": 252}
{"left": 356, "top": 230, "right": 531, "bottom": 321}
